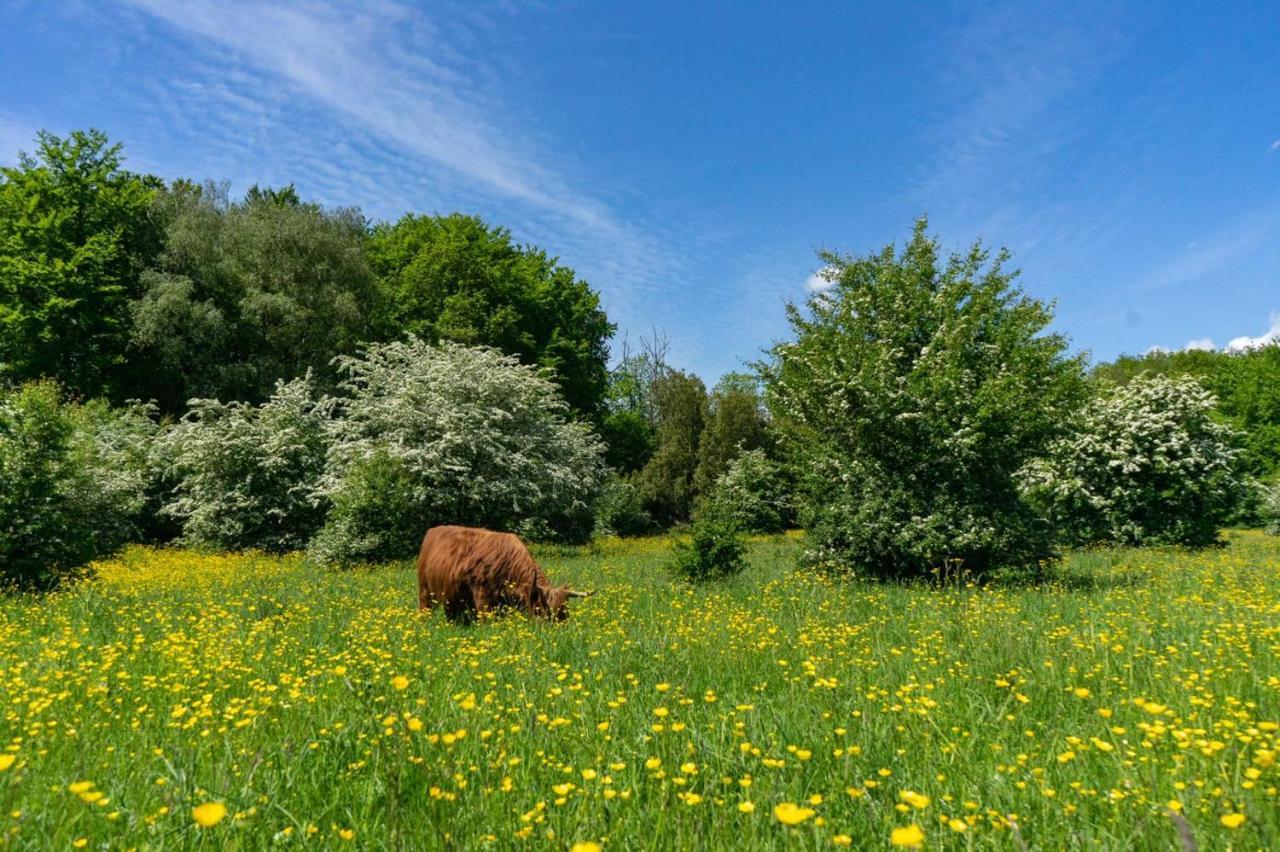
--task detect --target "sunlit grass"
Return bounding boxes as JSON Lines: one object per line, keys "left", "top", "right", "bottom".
{"left": 1, "top": 531, "right": 1277, "bottom": 849}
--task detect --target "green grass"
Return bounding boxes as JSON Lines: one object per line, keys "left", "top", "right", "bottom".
{"left": 1, "top": 532, "right": 1278, "bottom": 849}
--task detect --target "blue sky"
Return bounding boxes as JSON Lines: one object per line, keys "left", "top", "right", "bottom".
{"left": 2, "top": 1, "right": 1277, "bottom": 380}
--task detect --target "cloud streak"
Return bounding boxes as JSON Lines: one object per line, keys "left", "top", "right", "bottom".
{"left": 123, "top": 0, "right": 613, "bottom": 231}
{"left": 1134, "top": 204, "right": 1280, "bottom": 293}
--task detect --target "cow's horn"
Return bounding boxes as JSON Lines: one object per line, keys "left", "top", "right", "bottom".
{"left": 566, "top": 589, "right": 594, "bottom": 598}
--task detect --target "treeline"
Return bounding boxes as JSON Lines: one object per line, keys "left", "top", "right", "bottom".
{"left": 0, "top": 130, "right": 787, "bottom": 587}
{"left": 0, "top": 130, "right": 611, "bottom": 417}
{"left": 3, "top": 130, "right": 1277, "bottom": 590}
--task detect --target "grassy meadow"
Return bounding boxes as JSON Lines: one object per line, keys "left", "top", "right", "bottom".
{"left": 1, "top": 532, "right": 1278, "bottom": 850}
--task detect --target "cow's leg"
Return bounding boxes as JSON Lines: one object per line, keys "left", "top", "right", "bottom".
{"left": 418, "top": 582, "right": 432, "bottom": 612}
{"left": 472, "top": 586, "right": 495, "bottom": 620}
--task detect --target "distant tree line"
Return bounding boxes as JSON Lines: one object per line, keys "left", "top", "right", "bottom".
{"left": 0, "top": 130, "right": 611, "bottom": 418}
{"left": 2, "top": 130, "right": 1275, "bottom": 589}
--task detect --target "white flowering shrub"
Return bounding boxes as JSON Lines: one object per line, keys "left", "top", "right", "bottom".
{"left": 707, "top": 449, "right": 795, "bottom": 533}
{"left": 75, "top": 399, "right": 162, "bottom": 546}
{"left": 309, "top": 340, "right": 606, "bottom": 565}
{"left": 157, "top": 376, "right": 332, "bottom": 552}
{"left": 763, "top": 221, "right": 1086, "bottom": 578}
{"left": 1260, "top": 482, "right": 1280, "bottom": 536}
{"left": 1021, "top": 375, "right": 1248, "bottom": 547}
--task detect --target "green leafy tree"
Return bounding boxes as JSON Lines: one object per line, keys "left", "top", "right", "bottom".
{"left": 634, "top": 370, "right": 708, "bottom": 526}
{"left": 129, "top": 182, "right": 380, "bottom": 412}
{"left": 693, "top": 372, "right": 771, "bottom": 497}
{"left": 368, "top": 213, "right": 614, "bottom": 417}
{"left": 0, "top": 130, "right": 162, "bottom": 398}
{"left": 763, "top": 218, "right": 1086, "bottom": 578}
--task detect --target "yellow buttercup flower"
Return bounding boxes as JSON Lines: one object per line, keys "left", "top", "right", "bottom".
{"left": 0, "top": 755, "right": 14, "bottom": 772}
{"left": 774, "top": 802, "right": 815, "bottom": 825}
{"left": 570, "top": 843, "right": 602, "bottom": 852}
{"left": 890, "top": 824, "right": 925, "bottom": 847}
{"left": 1220, "top": 813, "right": 1245, "bottom": 829}
{"left": 898, "top": 790, "right": 930, "bottom": 809}
{"left": 391, "top": 675, "right": 409, "bottom": 691}
{"left": 192, "top": 802, "right": 227, "bottom": 828}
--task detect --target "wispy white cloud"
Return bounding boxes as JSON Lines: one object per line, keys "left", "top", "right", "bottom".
{"left": 1134, "top": 204, "right": 1280, "bottom": 293}
{"left": 1183, "top": 337, "right": 1215, "bottom": 352}
{"left": 123, "top": 0, "right": 612, "bottom": 230}
{"left": 805, "top": 267, "right": 837, "bottom": 292}
{"left": 1226, "top": 312, "right": 1280, "bottom": 352}
{"left": 1270, "top": 139, "right": 1280, "bottom": 151}
{"left": 912, "top": 1, "right": 1128, "bottom": 247}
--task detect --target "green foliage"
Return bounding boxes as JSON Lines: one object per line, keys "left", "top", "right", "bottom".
{"left": 593, "top": 476, "right": 657, "bottom": 538}
{"left": 130, "top": 182, "right": 380, "bottom": 413}
{"left": 368, "top": 213, "right": 614, "bottom": 418}
{"left": 156, "top": 376, "right": 332, "bottom": 552}
{"left": 1023, "top": 375, "right": 1248, "bottom": 548}
{"left": 1093, "top": 343, "right": 1280, "bottom": 477}
{"left": 634, "top": 370, "right": 708, "bottom": 526}
{"left": 598, "top": 409, "right": 656, "bottom": 474}
{"left": 0, "top": 130, "right": 162, "bottom": 399}
{"left": 0, "top": 382, "right": 146, "bottom": 589}
{"left": 707, "top": 448, "right": 795, "bottom": 533}
{"left": 310, "top": 340, "right": 607, "bottom": 566}
{"left": 693, "top": 373, "right": 770, "bottom": 497}
{"left": 670, "top": 504, "right": 747, "bottom": 582}
{"left": 307, "top": 448, "right": 422, "bottom": 567}
{"left": 763, "top": 218, "right": 1087, "bottom": 578}
{"left": 1263, "top": 482, "right": 1280, "bottom": 536}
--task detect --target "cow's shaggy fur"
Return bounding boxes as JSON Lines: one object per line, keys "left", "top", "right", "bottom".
{"left": 416, "top": 525, "right": 585, "bottom": 623}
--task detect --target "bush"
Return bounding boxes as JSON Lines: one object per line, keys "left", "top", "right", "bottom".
{"left": 0, "top": 382, "right": 148, "bottom": 589}
{"left": 671, "top": 505, "right": 747, "bottom": 582}
{"left": 762, "top": 219, "right": 1086, "bottom": 578}
{"left": 157, "top": 375, "right": 331, "bottom": 551}
{"left": 708, "top": 449, "right": 795, "bottom": 533}
{"left": 310, "top": 340, "right": 607, "bottom": 565}
{"left": 74, "top": 399, "right": 162, "bottom": 546}
{"left": 593, "top": 476, "right": 656, "bottom": 538}
{"left": 1022, "top": 375, "right": 1248, "bottom": 547}
{"left": 1264, "top": 482, "right": 1280, "bottom": 536}
{"left": 307, "top": 448, "right": 422, "bottom": 566}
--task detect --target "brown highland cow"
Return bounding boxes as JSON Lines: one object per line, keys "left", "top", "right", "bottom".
{"left": 416, "top": 525, "right": 591, "bottom": 623}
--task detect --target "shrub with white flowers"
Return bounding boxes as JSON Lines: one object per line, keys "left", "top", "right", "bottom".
{"left": 1021, "top": 375, "right": 1248, "bottom": 547}
{"left": 1259, "top": 481, "right": 1280, "bottom": 536}
{"left": 707, "top": 448, "right": 795, "bottom": 533}
{"left": 762, "top": 220, "right": 1086, "bottom": 578}
{"left": 309, "top": 340, "right": 606, "bottom": 565}
{"left": 157, "top": 375, "right": 332, "bottom": 552}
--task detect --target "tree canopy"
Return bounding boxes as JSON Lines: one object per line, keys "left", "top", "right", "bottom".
{"left": 368, "top": 213, "right": 614, "bottom": 418}
{"left": 129, "top": 181, "right": 380, "bottom": 413}
{"left": 0, "top": 130, "right": 163, "bottom": 399}
{"left": 764, "top": 218, "right": 1087, "bottom": 577}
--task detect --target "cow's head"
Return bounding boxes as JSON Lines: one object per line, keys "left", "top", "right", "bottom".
{"left": 537, "top": 584, "right": 593, "bottom": 621}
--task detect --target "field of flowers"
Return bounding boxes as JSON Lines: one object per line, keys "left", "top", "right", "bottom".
{"left": 1, "top": 532, "right": 1277, "bottom": 849}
